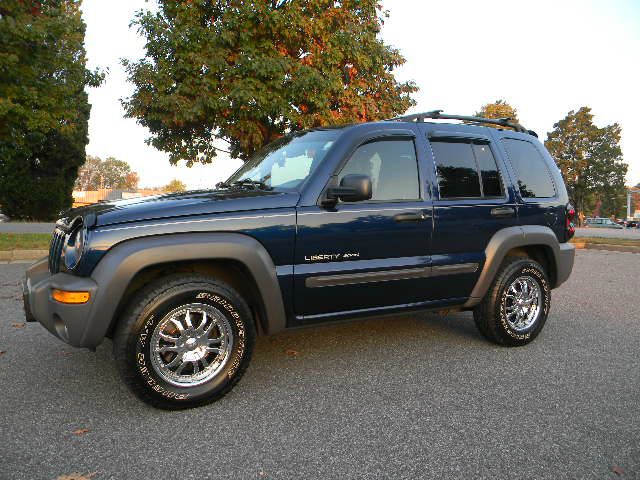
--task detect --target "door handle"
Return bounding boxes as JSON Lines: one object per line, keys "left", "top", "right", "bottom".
{"left": 393, "top": 211, "right": 430, "bottom": 223}
{"left": 490, "top": 206, "right": 515, "bottom": 218}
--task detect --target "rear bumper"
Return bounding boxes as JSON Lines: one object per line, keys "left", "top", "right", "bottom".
{"left": 23, "top": 257, "right": 98, "bottom": 347}
{"left": 555, "top": 242, "right": 575, "bottom": 288}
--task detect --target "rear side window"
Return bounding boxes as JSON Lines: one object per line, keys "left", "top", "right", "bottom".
{"left": 430, "top": 140, "right": 504, "bottom": 199}
{"left": 501, "top": 139, "right": 555, "bottom": 198}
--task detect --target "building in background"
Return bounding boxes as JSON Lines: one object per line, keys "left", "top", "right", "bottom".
{"left": 72, "top": 188, "right": 162, "bottom": 207}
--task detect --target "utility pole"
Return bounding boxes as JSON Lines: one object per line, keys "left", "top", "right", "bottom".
{"left": 628, "top": 187, "right": 640, "bottom": 220}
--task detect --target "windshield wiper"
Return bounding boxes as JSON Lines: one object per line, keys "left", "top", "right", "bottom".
{"left": 215, "top": 181, "right": 231, "bottom": 189}
{"left": 231, "top": 178, "right": 273, "bottom": 191}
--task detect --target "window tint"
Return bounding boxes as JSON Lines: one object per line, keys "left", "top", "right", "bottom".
{"left": 501, "top": 138, "right": 555, "bottom": 198}
{"left": 338, "top": 139, "right": 419, "bottom": 201}
{"left": 430, "top": 140, "right": 503, "bottom": 199}
{"left": 431, "top": 141, "right": 480, "bottom": 198}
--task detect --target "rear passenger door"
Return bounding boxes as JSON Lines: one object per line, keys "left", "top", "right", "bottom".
{"left": 424, "top": 128, "right": 518, "bottom": 300}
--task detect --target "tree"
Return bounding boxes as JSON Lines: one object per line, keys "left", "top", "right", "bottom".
{"left": 474, "top": 100, "right": 519, "bottom": 128}
{"left": 123, "top": 0, "right": 417, "bottom": 166}
{"left": 100, "top": 157, "right": 137, "bottom": 189}
{"left": 74, "top": 155, "right": 103, "bottom": 191}
{"left": 0, "top": 0, "right": 103, "bottom": 220}
{"left": 74, "top": 156, "right": 139, "bottom": 190}
{"left": 162, "top": 179, "right": 187, "bottom": 193}
{"left": 124, "top": 172, "right": 140, "bottom": 191}
{"left": 545, "top": 107, "right": 628, "bottom": 217}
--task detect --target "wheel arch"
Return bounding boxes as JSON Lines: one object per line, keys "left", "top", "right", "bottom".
{"left": 81, "top": 232, "right": 286, "bottom": 348}
{"left": 107, "top": 258, "right": 268, "bottom": 338}
{"left": 463, "top": 225, "right": 574, "bottom": 308}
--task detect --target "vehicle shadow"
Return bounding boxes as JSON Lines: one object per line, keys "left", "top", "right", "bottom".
{"left": 20, "top": 309, "right": 484, "bottom": 415}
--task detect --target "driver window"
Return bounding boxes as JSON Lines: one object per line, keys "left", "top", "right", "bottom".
{"left": 338, "top": 139, "right": 420, "bottom": 201}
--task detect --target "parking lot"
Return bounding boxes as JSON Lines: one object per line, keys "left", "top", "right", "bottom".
{"left": 1, "top": 249, "right": 638, "bottom": 480}
{"left": 575, "top": 226, "right": 640, "bottom": 240}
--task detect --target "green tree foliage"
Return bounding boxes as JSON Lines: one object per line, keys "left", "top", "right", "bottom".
{"left": 123, "top": 0, "right": 417, "bottom": 165}
{"left": 474, "top": 100, "right": 519, "bottom": 128}
{"left": 75, "top": 155, "right": 140, "bottom": 190}
{"left": 99, "top": 157, "right": 138, "bottom": 190}
{"left": 545, "top": 107, "right": 628, "bottom": 217}
{"left": 162, "top": 179, "right": 187, "bottom": 193}
{"left": 0, "top": 0, "right": 103, "bottom": 220}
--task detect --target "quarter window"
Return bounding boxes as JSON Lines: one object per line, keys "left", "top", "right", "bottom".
{"left": 501, "top": 138, "right": 556, "bottom": 198}
{"left": 430, "top": 140, "right": 504, "bottom": 199}
{"left": 338, "top": 139, "right": 420, "bottom": 201}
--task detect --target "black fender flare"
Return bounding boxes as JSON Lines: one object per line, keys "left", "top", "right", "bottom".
{"left": 463, "top": 225, "right": 575, "bottom": 308}
{"left": 79, "top": 232, "right": 286, "bottom": 348}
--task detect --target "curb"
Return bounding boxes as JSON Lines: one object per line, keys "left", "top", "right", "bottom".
{"left": 0, "top": 249, "right": 48, "bottom": 262}
{"left": 572, "top": 242, "right": 640, "bottom": 254}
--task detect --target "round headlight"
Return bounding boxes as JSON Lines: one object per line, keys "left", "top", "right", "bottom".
{"left": 62, "top": 223, "right": 86, "bottom": 270}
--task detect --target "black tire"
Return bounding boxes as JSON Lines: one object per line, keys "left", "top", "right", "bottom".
{"left": 473, "top": 256, "right": 551, "bottom": 347}
{"left": 113, "top": 274, "right": 256, "bottom": 409}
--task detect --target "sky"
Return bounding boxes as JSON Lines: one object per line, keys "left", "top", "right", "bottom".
{"left": 82, "top": 0, "right": 640, "bottom": 189}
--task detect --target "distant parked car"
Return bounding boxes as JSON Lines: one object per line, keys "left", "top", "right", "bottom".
{"left": 621, "top": 219, "right": 639, "bottom": 228}
{"left": 0, "top": 211, "right": 8, "bottom": 222}
{"left": 585, "top": 217, "right": 624, "bottom": 229}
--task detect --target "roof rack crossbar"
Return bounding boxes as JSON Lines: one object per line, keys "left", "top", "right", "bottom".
{"left": 387, "top": 110, "right": 533, "bottom": 135}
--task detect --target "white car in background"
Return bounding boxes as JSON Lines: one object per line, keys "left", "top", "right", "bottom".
{"left": 585, "top": 217, "right": 624, "bottom": 229}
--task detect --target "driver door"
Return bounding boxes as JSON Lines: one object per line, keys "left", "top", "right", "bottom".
{"left": 294, "top": 137, "right": 433, "bottom": 320}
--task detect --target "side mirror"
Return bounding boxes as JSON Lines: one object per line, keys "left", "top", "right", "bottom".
{"left": 327, "top": 174, "right": 372, "bottom": 203}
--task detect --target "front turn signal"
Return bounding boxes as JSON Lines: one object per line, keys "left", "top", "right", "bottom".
{"left": 52, "top": 289, "right": 90, "bottom": 304}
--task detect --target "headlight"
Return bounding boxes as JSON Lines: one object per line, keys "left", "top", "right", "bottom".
{"left": 62, "top": 222, "right": 87, "bottom": 270}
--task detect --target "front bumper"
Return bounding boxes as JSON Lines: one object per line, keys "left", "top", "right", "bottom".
{"left": 23, "top": 257, "right": 98, "bottom": 347}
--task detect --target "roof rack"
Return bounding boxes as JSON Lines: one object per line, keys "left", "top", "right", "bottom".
{"left": 387, "top": 110, "right": 537, "bottom": 137}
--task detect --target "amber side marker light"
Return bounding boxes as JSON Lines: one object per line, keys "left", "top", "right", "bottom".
{"left": 51, "top": 289, "right": 90, "bottom": 304}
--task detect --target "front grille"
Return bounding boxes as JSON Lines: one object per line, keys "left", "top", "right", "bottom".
{"left": 48, "top": 228, "right": 65, "bottom": 273}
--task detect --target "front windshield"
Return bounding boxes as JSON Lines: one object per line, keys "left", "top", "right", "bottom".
{"left": 226, "top": 129, "right": 341, "bottom": 189}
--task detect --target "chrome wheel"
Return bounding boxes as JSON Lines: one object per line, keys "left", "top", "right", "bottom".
{"left": 150, "top": 303, "right": 233, "bottom": 387}
{"left": 503, "top": 275, "right": 542, "bottom": 332}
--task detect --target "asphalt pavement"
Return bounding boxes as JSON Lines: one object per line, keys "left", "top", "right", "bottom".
{"left": 0, "top": 250, "right": 638, "bottom": 479}
{"left": 0, "top": 223, "right": 55, "bottom": 234}
{"left": 575, "top": 226, "right": 640, "bottom": 239}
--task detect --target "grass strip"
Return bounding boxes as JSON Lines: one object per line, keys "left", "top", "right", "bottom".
{"left": 0, "top": 233, "right": 51, "bottom": 251}
{"left": 571, "top": 236, "right": 640, "bottom": 247}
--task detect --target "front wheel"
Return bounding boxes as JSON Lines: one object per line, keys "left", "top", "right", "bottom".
{"left": 113, "top": 274, "right": 256, "bottom": 409}
{"left": 473, "top": 256, "right": 551, "bottom": 346}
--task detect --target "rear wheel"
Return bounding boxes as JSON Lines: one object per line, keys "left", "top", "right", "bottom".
{"left": 113, "top": 274, "right": 256, "bottom": 409}
{"left": 473, "top": 256, "right": 551, "bottom": 346}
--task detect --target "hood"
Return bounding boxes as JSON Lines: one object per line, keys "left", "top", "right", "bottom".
{"left": 65, "top": 189, "right": 300, "bottom": 228}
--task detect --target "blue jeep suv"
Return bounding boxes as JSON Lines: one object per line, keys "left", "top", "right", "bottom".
{"left": 23, "top": 111, "right": 576, "bottom": 409}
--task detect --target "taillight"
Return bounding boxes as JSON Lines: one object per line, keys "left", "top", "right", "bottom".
{"left": 566, "top": 204, "right": 576, "bottom": 239}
